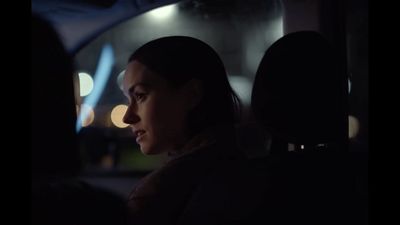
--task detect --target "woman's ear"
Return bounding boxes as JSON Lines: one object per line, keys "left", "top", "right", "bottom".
{"left": 182, "top": 78, "right": 203, "bottom": 110}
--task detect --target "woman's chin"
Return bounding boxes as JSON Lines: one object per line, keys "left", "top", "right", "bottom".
{"left": 140, "top": 145, "right": 158, "bottom": 155}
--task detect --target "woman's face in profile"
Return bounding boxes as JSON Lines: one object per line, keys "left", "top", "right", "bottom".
{"left": 122, "top": 60, "right": 190, "bottom": 155}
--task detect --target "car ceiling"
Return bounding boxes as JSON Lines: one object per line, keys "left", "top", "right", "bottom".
{"left": 32, "top": 0, "right": 181, "bottom": 54}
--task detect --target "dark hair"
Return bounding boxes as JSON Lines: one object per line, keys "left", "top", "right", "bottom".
{"left": 128, "top": 36, "right": 240, "bottom": 137}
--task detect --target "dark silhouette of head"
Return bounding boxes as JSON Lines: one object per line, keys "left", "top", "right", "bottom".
{"left": 32, "top": 14, "right": 128, "bottom": 225}
{"left": 128, "top": 36, "right": 240, "bottom": 138}
{"left": 251, "top": 31, "right": 347, "bottom": 146}
{"left": 31, "top": 14, "right": 80, "bottom": 179}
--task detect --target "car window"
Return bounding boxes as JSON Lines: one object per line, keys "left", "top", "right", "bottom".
{"left": 73, "top": 0, "right": 283, "bottom": 173}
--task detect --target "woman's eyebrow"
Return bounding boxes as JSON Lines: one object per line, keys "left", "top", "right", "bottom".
{"left": 128, "top": 83, "right": 149, "bottom": 94}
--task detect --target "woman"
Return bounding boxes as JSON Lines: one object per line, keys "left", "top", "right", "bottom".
{"left": 122, "top": 36, "right": 242, "bottom": 224}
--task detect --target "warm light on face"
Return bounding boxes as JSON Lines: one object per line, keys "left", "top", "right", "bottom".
{"left": 111, "top": 104, "right": 129, "bottom": 128}
{"left": 148, "top": 4, "right": 177, "bottom": 20}
{"left": 78, "top": 72, "right": 94, "bottom": 97}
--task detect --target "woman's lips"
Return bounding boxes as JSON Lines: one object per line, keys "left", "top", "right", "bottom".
{"left": 134, "top": 130, "right": 145, "bottom": 142}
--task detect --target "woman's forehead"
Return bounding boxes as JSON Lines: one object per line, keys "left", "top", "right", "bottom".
{"left": 124, "top": 61, "right": 167, "bottom": 91}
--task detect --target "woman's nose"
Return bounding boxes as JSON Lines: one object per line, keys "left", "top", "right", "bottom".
{"left": 123, "top": 105, "right": 140, "bottom": 125}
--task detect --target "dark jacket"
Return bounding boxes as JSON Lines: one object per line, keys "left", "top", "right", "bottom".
{"left": 127, "top": 131, "right": 243, "bottom": 225}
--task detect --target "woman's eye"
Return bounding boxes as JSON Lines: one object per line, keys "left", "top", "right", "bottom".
{"left": 134, "top": 93, "right": 146, "bottom": 101}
